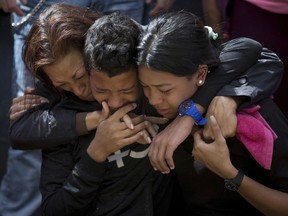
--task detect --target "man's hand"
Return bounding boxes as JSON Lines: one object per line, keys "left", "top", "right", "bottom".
{"left": 87, "top": 103, "right": 150, "bottom": 162}
{"left": 0, "top": 0, "right": 27, "bottom": 16}
{"left": 148, "top": 115, "right": 195, "bottom": 174}
{"left": 203, "top": 96, "right": 238, "bottom": 140}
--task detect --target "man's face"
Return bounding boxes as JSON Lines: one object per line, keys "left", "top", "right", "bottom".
{"left": 89, "top": 68, "right": 139, "bottom": 112}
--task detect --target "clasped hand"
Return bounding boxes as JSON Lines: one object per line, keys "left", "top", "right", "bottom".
{"left": 148, "top": 96, "right": 238, "bottom": 174}
{"left": 87, "top": 102, "right": 168, "bottom": 162}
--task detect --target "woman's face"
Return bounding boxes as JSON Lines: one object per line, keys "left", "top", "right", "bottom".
{"left": 138, "top": 65, "right": 203, "bottom": 119}
{"left": 43, "top": 50, "right": 94, "bottom": 101}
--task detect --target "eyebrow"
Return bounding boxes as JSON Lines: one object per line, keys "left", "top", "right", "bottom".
{"left": 140, "top": 81, "right": 172, "bottom": 87}
{"left": 120, "top": 84, "right": 135, "bottom": 91}
{"left": 54, "top": 64, "right": 84, "bottom": 87}
{"left": 72, "top": 64, "right": 85, "bottom": 79}
{"left": 94, "top": 84, "right": 136, "bottom": 92}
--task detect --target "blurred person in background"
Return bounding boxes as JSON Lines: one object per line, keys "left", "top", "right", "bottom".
{"left": 203, "top": 0, "right": 288, "bottom": 118}
{"left": 0, "top": 4, "right": 13, "bottom": 187}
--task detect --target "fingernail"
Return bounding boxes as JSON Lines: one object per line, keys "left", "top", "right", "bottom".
{"left": 153, "top": 124, "right": 159, "bottom": 131}
{"left": 147, "top": 137, "right": 152, "bottom": 144}
{"left": 170, "top": 165, "right": 174, "bottom": 170}
{"left": 153, "top": 167, "right": 157, "bottom": 171}
{"left": 130, "top": 124, "right": 134, "bottom": 130}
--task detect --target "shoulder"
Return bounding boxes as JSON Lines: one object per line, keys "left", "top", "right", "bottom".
{"left": 221, "top": 37, "right": 262, "bottom": 52}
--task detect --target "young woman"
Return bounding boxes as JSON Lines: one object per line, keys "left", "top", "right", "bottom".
{"left": 137, "top": 11, "right": 288, "bottom": 215}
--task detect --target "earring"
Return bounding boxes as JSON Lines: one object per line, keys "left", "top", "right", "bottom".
{"left": 198, "top": 80, "right": 203, "bottom": 85}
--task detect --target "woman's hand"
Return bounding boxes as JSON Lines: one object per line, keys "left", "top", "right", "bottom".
{"left": 10, "top": 94, "right": 49, "bottom": 121}
{"left": 85, "top": 102, "right": 110, "bottom": 131}
{"left": 193, "top": 115, "right": 237, "bottom": 179}
{"left": 195, "top": 116, "right": 288, "bottom": 216}
{"left": 128, "top": 114, "right": 169, "bottom": 144}
{"left": 146, "top": 0, "right": 175, "bottom": 17}
{"left": 0, "top": 0, "right": 26, "bottom": 16}
{"left": 203, "top": 96, "right": 238, "bottom": 141}
{"left": 148, "top": 115, "right": 195, "bottom": 174}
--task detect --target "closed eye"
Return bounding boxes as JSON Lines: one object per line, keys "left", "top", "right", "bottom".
{"left": 94, "top": 89, "right": 107, "bottom": 93}
{"left": 160, "top": 89, "right": 171, "bottom": 94}
{"left": 122, "top": 90, "right": 134, "bottom": 95}
{"left": 76, "top": 74, "right": 85, "bottom": 80}
{"left": 140, "top": 82, "right": 147, "bottom": 88}
{"left": 54, "top": 82, "right": 66, "bottom": 89}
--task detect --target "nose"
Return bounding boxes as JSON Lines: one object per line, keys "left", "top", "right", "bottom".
{"left": 72, "top": 84, "right": 86, "bottom": 99}
{"left": 107, "top": 96, "right": 124, "bottom": 110}
{"left": 147, "top": 89, "right": 162, "bottom": 107}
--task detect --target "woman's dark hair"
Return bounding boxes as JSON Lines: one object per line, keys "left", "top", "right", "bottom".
{"left": 137, "top": 11, "right": 220, "bottom": 77}
{"left": 23, "top": 3, "right": 102, "bottom": 90}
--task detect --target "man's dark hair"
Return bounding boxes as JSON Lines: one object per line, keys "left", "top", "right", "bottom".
{"left": 84, "top": 11, "right": 142, "bottom": 77}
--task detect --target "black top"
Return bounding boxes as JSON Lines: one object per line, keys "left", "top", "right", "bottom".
{"left": 174, "top": 98, "right": 288, "bottom": 215}
{"left": 41, "top": 129, "right": 178, "bottom": 215}
{"left": 32, "top": 91, "right": 179, "bottom": 215}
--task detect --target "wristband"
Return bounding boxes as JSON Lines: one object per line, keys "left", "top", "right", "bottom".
{"left": 178, "top": 99, "right": 206, "bottom": 126}
{"left": 224, "top": 169, "right": 244, "bottom": 191}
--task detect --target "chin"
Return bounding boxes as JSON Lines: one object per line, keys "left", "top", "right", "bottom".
{"left": 168, "top": 113, "right": 178, "bottom": 119}
{"left": 87, "top": 96, "right": 96, "bottom": 101}
{"left": 161, "top": 113, "right": 175, "bottom": 120}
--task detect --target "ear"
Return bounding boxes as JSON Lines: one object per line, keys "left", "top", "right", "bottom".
{"left": 196, "top": 64, "right": 208, "bottom": 86}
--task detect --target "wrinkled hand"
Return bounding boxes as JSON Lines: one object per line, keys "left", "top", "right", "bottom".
{"left": 0, "top": 0, "right": 26, "bottom": 16}
{"left": 193, "top": 116, "right": 237, "bottom": 179}
{"left": 144, "top": 115, "right": 169, "bottom": 136}
{"left": 146, "top": 0, "right": 175, "bottom": 17}
{"left": 87, "top": 103, "right": 150, "bottom": 162}
{"left": 203, "top": 96, "right": 237, "bottom": 141}
{"left": 24, "top": 86, "right": 35, "bottom": 94}
{"left": 10, "top": 94, "right": 49, "bottom": 121}
{"left": 148, "top": 115, "right": 195, "bottom": 173}
{"left": 128, "top": 114, "right": 169, "bottom": 144}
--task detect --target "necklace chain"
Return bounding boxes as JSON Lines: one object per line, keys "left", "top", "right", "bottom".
{"left": 12, "top": 0, "right": 46, "bottom": 28}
